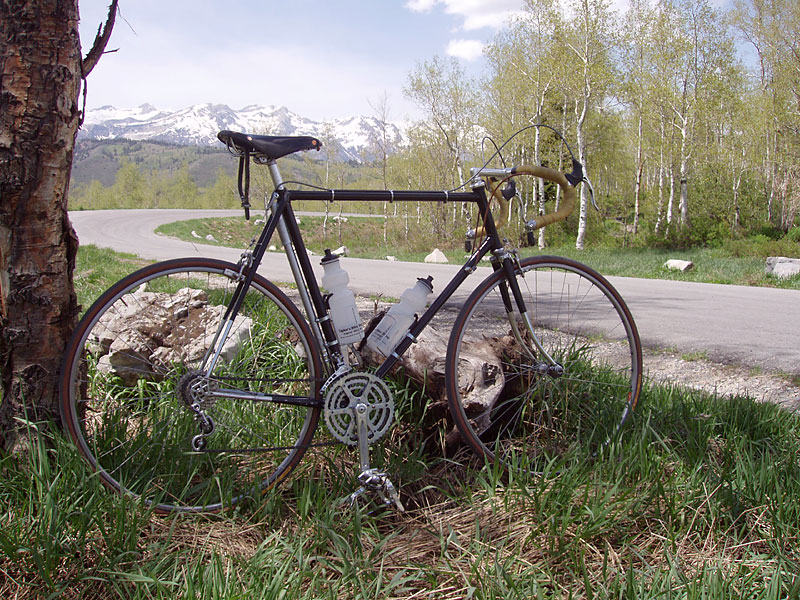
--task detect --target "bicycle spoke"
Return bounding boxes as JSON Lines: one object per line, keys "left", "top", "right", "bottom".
{"left": 447, "top": 256, "right": 642, "bottom": 473}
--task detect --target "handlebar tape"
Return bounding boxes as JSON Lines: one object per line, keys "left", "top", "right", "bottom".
{"left": 513, "top": 165, "right": 576, "bottom": 231}
{"left": 473, "top": 164, "right": 577, "bottom": 237}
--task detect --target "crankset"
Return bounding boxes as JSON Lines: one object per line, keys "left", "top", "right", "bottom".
{"left": 323, "top": 371, "right": 404, "bottom": 512}
{"left": 323, "top": 371, "right": 394, "bottom": 446}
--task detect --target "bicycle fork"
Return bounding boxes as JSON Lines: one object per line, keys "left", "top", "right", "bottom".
{"left": 495, "top": 253, "right": 561, "bottom": 372}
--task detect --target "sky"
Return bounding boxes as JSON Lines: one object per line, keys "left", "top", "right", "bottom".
{"left": 77, "top": 0, "right": 527, "bottom": 122}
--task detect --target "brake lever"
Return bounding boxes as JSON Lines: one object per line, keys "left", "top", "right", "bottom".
{"left": 584, "top": 176, "right": 599, "bottom": 211}
{"left": 502, "top": 179, "right": 516, "bottom": 201}
{"left": 564, "top": 158, "right": 599, "bottom": 211}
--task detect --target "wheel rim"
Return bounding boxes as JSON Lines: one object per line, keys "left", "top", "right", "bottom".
{"left": 62, "top": 260, "right": 320, "bottom": 512}
{"left": 448, "top": 257, "right": 642, "bottom": 471}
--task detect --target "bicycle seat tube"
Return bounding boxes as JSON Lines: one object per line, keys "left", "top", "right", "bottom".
{"left": 265, "top": 161, "right": 331, "bottom": 362}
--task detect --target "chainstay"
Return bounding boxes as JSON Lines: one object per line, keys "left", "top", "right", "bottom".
{"left": 199, "top": 439, "right": 341, "bottom": 454}
{"left": 210, "top": 375, "right": 321, "bottom": 385}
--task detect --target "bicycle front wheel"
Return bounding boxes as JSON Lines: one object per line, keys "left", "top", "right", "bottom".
{"left": 60, "top": 258, "right": 322, "bottom": 512}
{"left": 445, "top": 256, "right": 642, "bottom": 472}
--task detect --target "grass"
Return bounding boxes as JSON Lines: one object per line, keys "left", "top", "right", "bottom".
{"left": 3, "top": 245, "right": 798, "bottom": 597}
{"left": 74, "top": 244, "right": 151, "bottom": 310}
{"left": 3, "top": 378, "right": 800, "bottom": 598}
{"left": 156, "top": 215, "right": 800, "bottom": 289}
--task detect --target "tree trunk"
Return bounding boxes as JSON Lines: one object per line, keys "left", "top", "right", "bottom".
{"left": 654, "top": 122, "right": 666, "bottom": 234}
{"left": 678, "top": 143, "right": 691, "bottom": 230}
{"left": 534, "top": 125, "right": 547, "bottom": 249}
{"left": 575, "top": 99, "right": 589, "bottom": 251}
{"left": 633, "top": 112, "right": 643, "bottom": 235}
{"left": 0, "top": 1, "right": 83, "bottom": 445}
{"left": 0, "top": 0, "right": 116, "bottom": 449}
{"left": 666, "top": 169, "right": 675, "bottom": 232}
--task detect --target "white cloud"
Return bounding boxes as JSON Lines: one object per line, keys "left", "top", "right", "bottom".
{"left": 405, "top": 0, "right": 438, "bottom": 11}
{"left": 406, "top": 0, "right": 522, "bottom": 64}
{"left": 446, "top": 39, "right": 486, "bottom": 61}
{"left": 407, "top": 0, "right": 523, "bottom": 30}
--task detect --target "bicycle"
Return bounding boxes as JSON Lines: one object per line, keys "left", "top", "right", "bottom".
{"left": 60, "top": 128, "right": 643, "bottom": 513}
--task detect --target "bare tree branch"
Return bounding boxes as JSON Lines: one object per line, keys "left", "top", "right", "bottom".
{"left": 81, "top": 0, "right": 119, "bottom": 77}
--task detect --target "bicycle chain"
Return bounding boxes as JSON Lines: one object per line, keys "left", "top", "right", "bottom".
{"left": 198, "top": 439, "right": 341, "bottom": 454}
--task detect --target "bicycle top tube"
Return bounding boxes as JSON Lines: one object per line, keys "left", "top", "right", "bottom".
{"left": 282, "top": 188, "right": 482, "bottom": 204}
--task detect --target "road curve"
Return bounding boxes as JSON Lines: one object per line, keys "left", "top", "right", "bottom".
{"left": 70, "top": 209, "right": 800, "bottom": 376}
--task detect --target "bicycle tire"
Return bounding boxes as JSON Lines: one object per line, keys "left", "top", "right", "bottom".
{"left": 445, "top": 255, "right": 642, "bottom": 472}
{"left": 59, "top": 257, "right": 322, "bottom": 513}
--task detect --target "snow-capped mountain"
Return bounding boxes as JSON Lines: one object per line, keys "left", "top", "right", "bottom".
{"left": 80, "top": 103, "right": 406, "bottom": 162}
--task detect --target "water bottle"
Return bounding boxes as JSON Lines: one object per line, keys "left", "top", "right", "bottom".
{"left": 367, "top": 276, "right": 433, "bottom": 356}
{"left": 320, "top": 249, "right": 362, "bottom": 345}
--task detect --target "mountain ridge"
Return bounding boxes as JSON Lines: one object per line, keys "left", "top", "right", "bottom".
{"left": 80, "top": 103, "right": 406, "bottom": 163}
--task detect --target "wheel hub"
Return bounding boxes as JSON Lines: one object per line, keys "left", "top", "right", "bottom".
{"left": 178, "top": 369, "right": 212, "bottom": 407}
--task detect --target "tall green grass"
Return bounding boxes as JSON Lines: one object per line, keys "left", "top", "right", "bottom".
{"left": 3, "top": 376, "right": 799, "bottom": 598}
{"left": 74, "top": 244, "right": 150, "bottom": 310}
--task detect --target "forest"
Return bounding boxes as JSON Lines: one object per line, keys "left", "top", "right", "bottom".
{"left": 70, "top": 0, "right": 800, "bottom": 253}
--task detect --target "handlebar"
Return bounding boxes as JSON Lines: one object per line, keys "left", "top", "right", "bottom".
{"left": 469, "top": 160, "right": 586, "bottom": 240}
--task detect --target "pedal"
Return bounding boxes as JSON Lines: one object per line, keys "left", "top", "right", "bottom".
{"left": 378, "top": 476, "right": 405, "bottom": 512}
{"left": 336, "top": 469, "right": 405, "bottom": 514}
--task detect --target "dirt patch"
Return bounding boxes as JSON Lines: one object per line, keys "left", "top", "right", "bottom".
{"left": 642, "top": 347, "right": 800, "bottom": 411}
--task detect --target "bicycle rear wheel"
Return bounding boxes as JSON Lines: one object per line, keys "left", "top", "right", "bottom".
{"left": 60, "top": 258, "right": 322, "bottom": 512}
{"left": 445, "top": 256, "right": 642, "bottom": 472}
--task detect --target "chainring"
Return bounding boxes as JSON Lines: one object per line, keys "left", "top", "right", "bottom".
{"left": 323, "top": 372, "right": 394, "bottom": 446}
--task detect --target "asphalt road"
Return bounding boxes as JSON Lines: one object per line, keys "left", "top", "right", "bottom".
{"left": 70, "top": 209, "right": 800, "bottom": 376}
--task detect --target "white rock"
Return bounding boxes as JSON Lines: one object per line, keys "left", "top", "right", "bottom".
{"left": 268, "top": 245, "right": 277, "bottom": 252}
{"left": 664, "top": 259, "right": 694, "bottom": 272}
{"left": 191, "top": 230, "right": 201, "bottom": 239}
{"left": 295, "top": 218, "right": 302, "bottom": 225}
{"left": 90, "top": 287, "right": 253, "bottom": 385}
{"left": 766, "top": 256, "right": 800, "bottom": 279}
{"left": 333, "top": 245, "right": 348, "bottom": 257}
{"left": 333, "top": 215, "right": 349, "bottom": 223}
{"left": 424, "top": 248, "right": 449, "bottom": 264}
{"left": 205, "top": 234, "right": 217, "bottom": 242}
{"left": 386, "top": 256, "right": 397, "bottom": 262}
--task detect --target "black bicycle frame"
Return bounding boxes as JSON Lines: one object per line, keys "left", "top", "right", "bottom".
{"left": 227, "top": 181, "right": 524, "bottom": 384}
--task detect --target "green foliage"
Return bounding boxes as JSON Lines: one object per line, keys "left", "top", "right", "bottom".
{"left": 74, "top": 245, "right": 150, "bottom": 311}
{"left": 785, "top": 226, "right": 800, "bottom": 244}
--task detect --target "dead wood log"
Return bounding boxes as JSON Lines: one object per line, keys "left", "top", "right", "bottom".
{"left": 359, "top": 314, "right": 520, "bottom": 449}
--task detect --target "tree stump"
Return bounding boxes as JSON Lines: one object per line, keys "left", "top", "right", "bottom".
{"left": 359, "top": 313, "right": 519, "bottom": 450}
